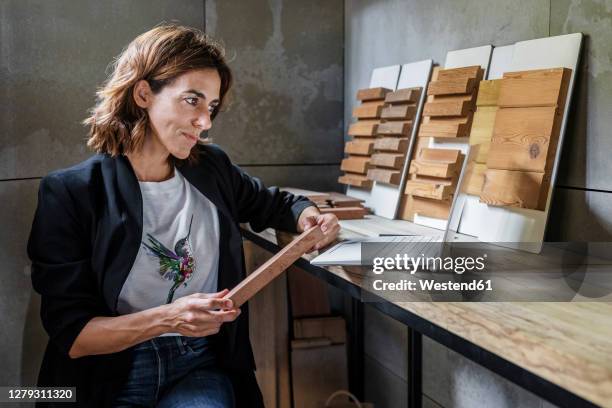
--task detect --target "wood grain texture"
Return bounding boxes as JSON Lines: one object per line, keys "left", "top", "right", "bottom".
{"left": 356, "top": 87, "right": 391, "bottom": 101}
{"left": 347, "top": 120, "right": 379, "bottom": 137}
{"left": 469, "top": 106, "right": 497, "bottom": 163}
{"left": 225, "top": 227, "right": 325, "bottom": 307}
{"left": 417, "top": 147, "right": 461, "bottom": 164}
{"left": 437, "top": 65, "right": 482, "bottom": 82}
{"left": 366, "top": 168, "right": 401, "bottom": 185}
{"left": 370, "top": 153, "right": 405, "bottom": 169}
{"left": 325, "top": 191, "right": 364, "bottom": 207}
{"left": 498, "top": 68, "right": 571, "bottom": 108}
{"left": 487, "top": 106, "right": 558, "bottom": 173}
{"left": 381, "top": 104, "right": 417, "bottom": 120}
{"left": 476, "top": 79, "right": 502, "bottom": 107}
{"left": 320, "top": 206, "right": 367, "bottom": 220}
{"left": 409, "top": 160, "right": 457, "bottom": 178}
{"left": 376, "top": 121, "right": 412, "bottom": 136}
{"left": 418, "top": 116, "right": 472, "bottom": 138}
{"left": 412, "top": 196, "right": 452, "bottom": 219}
{"left": 344, "top": 140, "right": 374, "bottom": 156}
{"left": 423, "top": 99, "right": 472, "bottom": 117}
{"left": 463, "top": 161, "right": 487, "bottom": 195}
{"left": 293, "top": 316, "right": 346, "bottom": 344}
{"left": 341, "top": 156, "right": 372, "bottom": 174}
{"left": 385, "top": 87, "right": 421, "bottom": 104}
{"left": 338, "top": 173, "right": 372, "bottom": 188}
{"left": 427, "top": 77, "right": 478, "bottom": 96}
{"left": 373, "top": 137, "right": 409, "bottom": 153}
{"left": 405, "top": 179, "right": 454, "bottom": 200}
{"left": 352, "top": 100, "right": 385, "bottom": 119}
{"left": 479, "top": 169, "right": 547, "bottom": 210}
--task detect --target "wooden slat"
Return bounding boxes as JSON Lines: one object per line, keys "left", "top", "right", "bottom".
{"left": 373, "top": 137, "right": 409, "bottom": 152}
{"left": 498, "top": 68, "right": 571, "bottom": 108}
{"left": 376, "top": 121, "right": 412, "bottom": 136}
{"left": 325, "top": 191, "right": 364, "bottom": 207}
{"left": 370, "top": 153, "right": 405, "bottom": 169}
{"left": 319, "top": 206, "right": 367, "bottom": 220}
{"left": 381, "top": 104, "right": 417, "bottom": 120}
{"left": 480, "top": 169, "right": 547, "bottom": 210}
{"left": 427, "top": 77, "right": 478, "bottom": 96}
{"left": 487, "top": 106, "right": 558, "bottom": 173}
{"left": 344, "top": 140, "right": 374, "bottom": 156}
{"left": 385, "top": 87, "right": 421, "bottom": 104}
{"left": 347, "top": 120, "right": 379, "bottom": 137}
{"left": 437, "top": 65, "right": 482, "bottom": 82}
{"left": 405, "top": 179, "right": 454, "bottom": 200}
{"left": 366, "top": 168, "right": 401, "bottom": 185}
{"left": 476, "top": 79, "right": 502, "bottom": 107}
{"left": 356, "top": 87, "right": 391, "bottom": 101}
{"left": 412, "top": 196, "right": 452, "bottom": 219}
{"left": 341, "top": 157, "right": 371, "bottom": 174}
{"left": 225, "top": 227, "right": 325, "bottom": 307}
{"left": 409, "top": 160, "right": 457, "bottom": 178}
{"left": 352, "top": 100, "right": 385, "bottom": 119}
{"left": 418, "top": 116, "right": 472, "bottom": 138}
{"left": 463, "top": 161, "right": 487, "bottom": 195}
{"left": 416, "top": 147, "right": 461, "bottom": 164}
{"left": 338, "top": 173, "right": 373, "bottom": 188}
{"left": 423, "top": 99, "right": 472, "bottom": 117}
{"left": 469, "top": 106, "right": 497, "bottom": 163}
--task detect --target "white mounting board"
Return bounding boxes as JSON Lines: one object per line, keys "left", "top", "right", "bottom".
{"left": 456, "top": 44, "right": 515, "bottom": 239}
{"left": 370, "top": 59, "right": 434, "bottom": 219}
{"left": 346, "top": 64, "right": 401, "bottom": 207}
{"left": 413, "top": 45, "right": 493, "bottom": 231}
{"left": 477, "top": 33, "right": 583, "bottom": 251}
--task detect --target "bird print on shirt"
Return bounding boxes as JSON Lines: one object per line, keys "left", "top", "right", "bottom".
{"left": 142, "top": 214, "right": 195, "bottom": 304}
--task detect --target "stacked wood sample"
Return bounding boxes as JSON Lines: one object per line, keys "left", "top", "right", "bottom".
{"left": 367, "top": 87, "right": 422, "bottom": 185}
{"left": 462, "top": 79, "right": 502, "bottom": 196}
{"left": 480, "top": 68, "right": 571, "bottom": 210}
{"left": 339, "top": 87, "right": 391, "bottom": 188}
{"left": 404, "top": 147, "right": 464, "bottom": 219}
{"left": 318, "top": 191, "right": 368, "bottom": 220}
{"left": 418, "top": 66, "right": 484, "bottom": 139}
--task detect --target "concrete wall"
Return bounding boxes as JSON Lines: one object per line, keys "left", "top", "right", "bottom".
{"left": 347, "top": 0, "right": 612, "bottom": 407}
{"left": 205, "top": 0, "right": 344, "bottom": 191}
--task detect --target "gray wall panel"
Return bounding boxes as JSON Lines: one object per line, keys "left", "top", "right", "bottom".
{"left": 547, "top": 188, "right": 612, "bottom": 241}
{"left": 0, "top": 0, "right": 205, "bottom": 180}
{"left": 240, "top": 164, "right": 342, "bottom": 193}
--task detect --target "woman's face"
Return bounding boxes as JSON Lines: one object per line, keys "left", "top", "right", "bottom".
{"left": 137, "top": 68, "right": 221, "bottom": 160}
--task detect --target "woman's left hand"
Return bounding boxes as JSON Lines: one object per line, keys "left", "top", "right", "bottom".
{"left": 298, "top": 206, "right": 340, "bottom": 251}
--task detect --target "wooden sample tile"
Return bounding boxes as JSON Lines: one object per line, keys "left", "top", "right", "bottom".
{"left": 370, "top": 153, "right": 405, "bottom": 169}
{"left": 476, "top": 79, "right": 502, "bottom": 107}
{"left": 381, "top": 104, "right": 417, "bottom": 120}
{"left": 373, "top": 137, "right": 409, "bottom": 153}
{"left": 418, "top": 116, "right": 472, "bottom": 138}
{"left": 319, "top": 206, "right": 367, "bottom": 220}
{"left": 427, "top": 77, "right": 478, "bottom": 96}
{"left": 352, "top": 100, "right": 385, "bottom": 119}
{"left": 344, "top": 140, "right": 374, "bottom": 156}
{"left": 487, "top": 106, "right": 558, "bottom": 173}
{"left": 416, "top": 147, "right": 461, "bottom": 164}
{"left": 437, "top": 65, "right": 481, "bottom": 82}
{"left": 340, "top": 156, "right": 371, "bottom": 174}
{"left": 408, "top": 160, "right": 457, "bottom": 178}
{"left": 294, "top": 316, "right": 346, "bottom": 344}
{"left": 225, "top": 227, "right": 324, "bottom": 307}
{"left": 470, "top": 107, "right": 497, "bottom": 145}
{"left": 357, "top": 87, "right": 391, "bottom": 101}
{"left": 479, "top": 169, "right": 547, "bottom": 210}
{"left": 377, "top": 121, "right": 412, "bottom": 136}
{"left": 385, "top": 87, "right": 421, "bottom": 104}
{"left": 412, "top": 196, "right": 452, "bottom": 219}
{"left": 325, "top": 191, "right": 365, "bottom": 207}
{"left": 463, "top": 161, "right": 487, "bottom": 195}
{"left": 423, "top": 99, "right": 472, "bottom": 117}
{"left": 405, "top": 179, "right": 454, "bottom": 200}
{"left": 367, "top": 168, "right": 401, "bottom": 185}
{"left": 498, "top": 68, "right": 571, "bottom": 108}
{"left": 338, "top": 173, "right": 373, "bottom": 188}
{"left": 347, "top": 120, "right": 379, "bottom": 137}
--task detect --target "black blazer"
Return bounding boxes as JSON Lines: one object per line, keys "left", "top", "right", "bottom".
{"left": 27, "top": 144, "right": 313, "bottom": 407}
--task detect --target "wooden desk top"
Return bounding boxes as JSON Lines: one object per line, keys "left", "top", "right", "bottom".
{"left": 245, "top": 215, "right": 612, "bottom": 408}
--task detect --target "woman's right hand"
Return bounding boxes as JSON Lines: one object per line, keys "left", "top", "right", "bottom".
{"left": 165, "top": 289, "right": 241, "bottom": 337}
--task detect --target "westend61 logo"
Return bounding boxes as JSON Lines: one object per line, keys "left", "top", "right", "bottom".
{"left": 372, "top": 253, "right": 487, "bottom": 275}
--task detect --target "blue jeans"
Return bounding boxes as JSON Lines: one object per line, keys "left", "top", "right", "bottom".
{"left": 113, "top": 336, "right": 234, "bottom": 407}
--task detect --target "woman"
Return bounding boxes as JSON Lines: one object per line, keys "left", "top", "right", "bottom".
{"left": 27, "top": 24, "right": 339, "bottom": 407}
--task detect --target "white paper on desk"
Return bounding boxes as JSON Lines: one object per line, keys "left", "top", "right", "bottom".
{"left": 310, "top": 236, "right": 435, "bottom": 266}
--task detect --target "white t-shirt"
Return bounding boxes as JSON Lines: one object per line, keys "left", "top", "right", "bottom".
{"left": 117, "top": 168, "right": 220, "bottom": 316}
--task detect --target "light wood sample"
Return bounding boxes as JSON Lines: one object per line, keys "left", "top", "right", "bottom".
{"left": 427, "top": 77, "right": 478, "bottom": 96}
{"left": 418, "top": 116, "right": 472, "bottom": 138}
{"left": 341, "top": 156, "right": 372, "bottom": 174}
{"left": 325, "top": 191, "right": 365, "bottom": 207}
{"left": 436, "top": 65, "right": 482, "bottom": 82}
{"left": 352, "top": 100, "right": 385, "bottom": 119}
{"left": 385, "top": 87, "right": 421, "bottom": 103}
{"left": 479, "top": 169, "right": 548, "bottom": 210}
{"left": 409, "top": 160, "right": 458, "bottom": 178}
{"left": 412, "top": 196, "right": 452, "bottom": 219}
{"left": 347, "top": 120, "right": 379, "bottom": 137}
{"left": 319, "top": 206, "right": 367, "bottom": 220}
{"left": 366, "top": 168, "right": 401, "bottom": 185}
{"left": 373, "top": 137, "right": 409, "bottom": 153}
{"left": 377, "top": 121, "right": 412, "bottom": 136}
{"left": 470, "top": 106, "right": 497, "bottom": 163}
{"left": 226, "top": 227, "right": 324, "bottom": 307}
{"left": 344, "top": 140, "right": 374, "bottom": 156}
{"left": 357, "top": 87, "right": 391, "bottom": 101}
{"left": 476, "top": 79, "right": 502, "bottom": 107}
{"left": 417, "top": 147, "right": 461, "bottom": 163}
{"left": 338, "top": 173, "right": 372, "bottom": 188}
{"left": 381, "top": 104, "right": 417, "bottom": 120}
{"left": 498, "top": 68, "right": 571, "bottom": 108}
{"left": 405, "top": 179, "right": 454, "bottom": 200}
{"left": 462, "top": 161, "right": 486, "bottom": 195}
{"left": 371, "top": 153, "right": 405, "bottom": 169}
{"left": 423, "top": 99, "right": 472, "bottom": 117}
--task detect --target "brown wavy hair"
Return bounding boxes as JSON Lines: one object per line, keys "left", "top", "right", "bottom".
{"left": 84, "top": 24, "right": 232, "bottom": 165}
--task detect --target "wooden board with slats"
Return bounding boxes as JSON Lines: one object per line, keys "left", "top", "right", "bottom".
{"left": 423, "top": 99, "right": 472, "bottom": 117}
{"left": 479, "top": 169, "right": 548, "bottom": 210}
{"left": 498, "top": 68, "right": 571, "bottom": 108}
{"left": 384, "top": 87, "right": 421, "bottom": 104}
{"left": 381, "top": 104, "right": 417, "bottom": 120}
{"left": 373, "top": 137, "right": 409, "bottom": 153}
{"left": 340, "top": 156, "right": 372, "bottom": 174}
{"left": 347, "top": 120, "right": 379, "bottom": 137}
{"left": 352, "top": 100, "right": 385, "bottom": 119}
{"left": 356, "top": 87, "right": 391, "bottom": 101}
{"left": 408, "top": 160, "right": 458, "bottom": 178}
{"left": 427, "top": 77, "right": 478, "bottom": 96}
{"left": 319, "top": 206, "right": 367, "bottom": 220}
{"left": 418, "top": 116, "right": 472, "bottom": 138}
{"left": 370, "top": 153, "right": 405, "bottom": 169}
{"left": 405, "top": 179, "right": 454, "bottom": 200}
{"left": 437, "top": 65, "right": 482, "bottom": 81}
{"left": 366, "top": 168, "right": 401, "bottom": 185}
{"left": 344, "top": 140, "right": 375, "bottom": 156}
{"left": 376, "top": 121, "right": 412, "bottom": 136}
